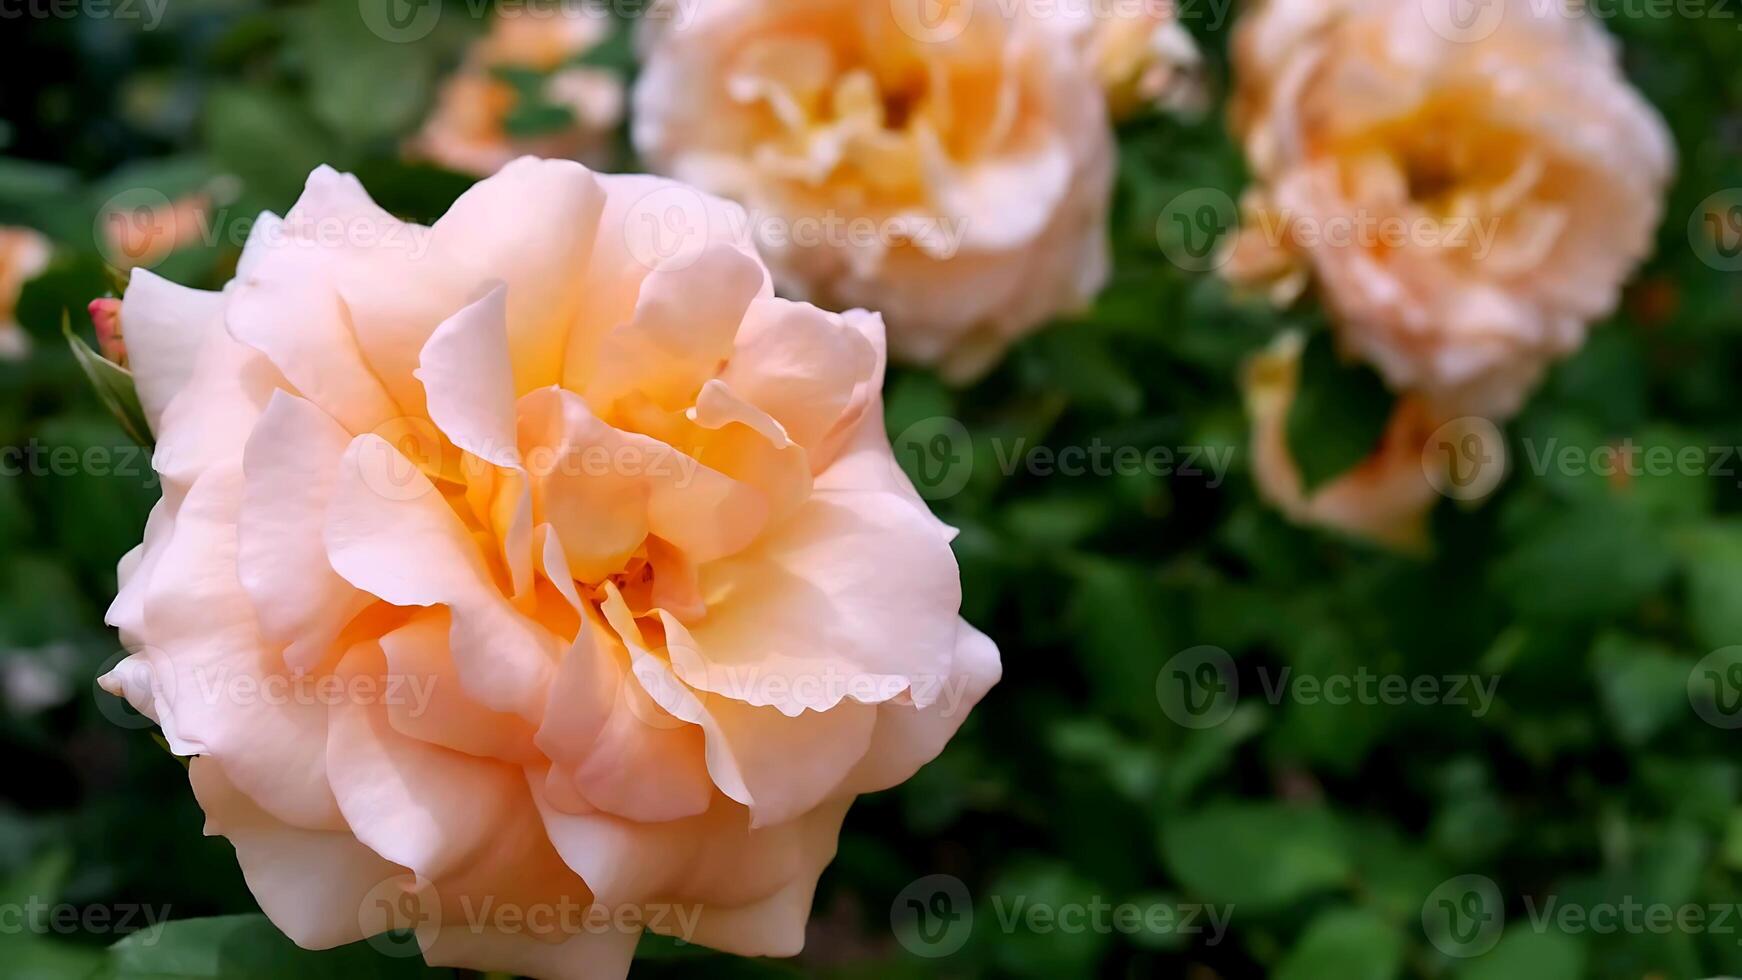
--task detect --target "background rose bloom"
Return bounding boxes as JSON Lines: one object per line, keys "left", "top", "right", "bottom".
{"left": 99, "top": 158, "right": 998, "bottom": 979}
{"left": 409, "top": 2, "right": 625, "bottom": 177}
{"left": 632, "top": 0, "right": 1115, "bottom": 383}
{"left": 1242, "top": 331, "right": 1506, "bottom": 550}
{"left": 0, "top": 227, "right": 50, "bottom": 360}
{"left": 1054, "top": 0, "right": 1205, "bottom": 119}
{"left": 99, "top": 192, "right": 210, "bottom": 272}
{"left": 1224, "top": 0, "right": 1673, "bottom": 420}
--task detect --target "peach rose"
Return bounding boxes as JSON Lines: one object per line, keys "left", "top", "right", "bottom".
{"left": 1224, "top": 0, "right": 1672, "bottom": 420}
{"left": 100, "top": 192, "right": 210, "bottom": 271}
{"left": 1054, "top": 0, "right": 1205, "bottom": 119}
{"left": 632, "top": 0, "right": 1115, "bottom": 382}
{"left": 1242, "top": 331, "right": 1506, "bottom": 550}
{"left": 410, "top": 2, "right": 625, "bottom": 177}
{"left": 98, "top": 158, "right": 998, "bottom": 978}
{"left": 0, "top": 227, "right": 50, "bottom": 359}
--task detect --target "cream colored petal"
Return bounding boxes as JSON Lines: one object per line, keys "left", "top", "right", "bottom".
{"left": 431, "top": 157, "right": 607, "bottom": 393}
{"left": 226, "top": 173, "right": 404, "bottom": 433}
{"left": 378, "top": 611, "right": 541, "bottom": 764}
{"left": 720, "top": 298, "right": 878, "bottom": 457}
{"left": 137, "top": 467, "right": 346, "bottom": 831}
{"left": 534, "top": 607, "right": 713, "bottom": 823}
{"left": 586, "top": 241, "right": 769, "bottom": 411}
{"left": 326, "top": 434, "right": 556, "bottom": 721}
{"left": 239, "top": 391, "right": 373, "bottom": 672}
{"left": 190, "top": 758, "right": 406, "bottom": 950}
{"left": 325, "top": 643, "right": 531, "bottom": 882}
{"left": 417, "top": 284, "right": 520, "bottom": 468}
{"left": 417, "top": 922, "right": 637, "bottom": 980}
{"left": 673, "top": 490, "right": 962, "bottom": 715}
{"left": 842, "top": 620, "right": 1000, "bottom": 793}
{"left": 119, "top": 269, "right": 225, "bottom": 432}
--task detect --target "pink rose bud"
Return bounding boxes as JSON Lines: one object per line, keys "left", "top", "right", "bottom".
{"left": 88, "top": 297, "right": 124, "bottom": 364}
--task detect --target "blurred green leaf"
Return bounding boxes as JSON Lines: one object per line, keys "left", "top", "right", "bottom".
{"left": 104, "top": 915, "right": 447, "bottom": 979}
{"left": 1273, "top": 908, "right": 1403, "bottom": 980}
{"left": 1456, "top": 928, "right": 1585, "bottom": 980}
{"left": 1591, "top": 632, "right": 1691, "bottom": 748}
{"left": 1160, "top": 803, "right": 1351, "bottom": 912}
{"left": 1285, "top": 331, "right": 1394, "bottom": 494}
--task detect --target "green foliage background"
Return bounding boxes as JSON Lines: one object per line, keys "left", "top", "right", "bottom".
{"left": 1, "top": 1, "right": 1741, "bottom": 977}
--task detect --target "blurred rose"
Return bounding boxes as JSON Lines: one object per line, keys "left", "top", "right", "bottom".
{"left": 1243, "top": 331, "right": 1448, "bottom": 550}
{"left": 101, "top": 193, "right": 209, "bottom": 270}
{"left": 99, "top": 158, "right": 998, "bottom": 978}
{"left": 1224, "top": 0, "right": 1672, "bottom": 420}
{"left": 0, "top": 227, "right": 49, "bottom": 359}
{"left": 632, "top": 0, "right": 1114, "bottom": 382}
{"left": 1055, "top": 0, "right": 1205, "bottom": 119}
{"left": 410, "top": 2, "right": 625, "bottom": 177}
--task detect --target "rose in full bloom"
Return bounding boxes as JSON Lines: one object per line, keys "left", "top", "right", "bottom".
{"left": 1225, "top": 0, "right": 1671, "bottom": 545}
{"left": 632, "top": 0, "right": 1115, "bottom": 382}
{"left": 99, "top": 158, "right": 999, "bottom": 978}
{"left": 410, "top": 2, "right": 625, "bottom": 177}
{"left": 0, "top": 227, "right": 49, "bottom": 359}
{"left": 1224, "top": 0, "right": 1672, "bottom": 420}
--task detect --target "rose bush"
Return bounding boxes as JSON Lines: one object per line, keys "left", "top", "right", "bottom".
{"left": 632, "top": 0, "right": 1115, "bottom": 382}
{"left": 1224, "top": 0, "right": 1673, "bottom": 544}
{"left": 409, "top": 2, "right": 625, "bottom": 177}
{"left": 0, "top": 227, "right": 50, "bottom": 359}
{"left": 97, "top": 157, "right": 998, "bottom": 979}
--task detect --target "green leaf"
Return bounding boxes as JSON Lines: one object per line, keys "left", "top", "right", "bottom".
{"left": 1273, "top": 908, "right": 1404, "bottom": 980}
{"left": 986, "top": 861, "right": 1111, "bottom": 978}
{"left": 1682, "top": 522, "right": 1742, "bottom": 651}
{"left": 502, "top": 102, "right": 579, "bottom": 139}
{"left": 62, "top": 314, "right": 153, "bottom": 450}
{"left": 1456, "top": 927, "right": 1585, "bottom": 980}
{"left": 297, "top": 0, "right": 436, "bottom": 144}
{"left": 204, "top": 88, "right": 338, "bottom": 208}
{"left": 1590, "top": 632, "right": 1691, "bottom": 748}
{"left": 105, "top": 915, "right": 446, "bottom": 979}
{"left": 1490, "top": 501, "right": 1674, "bottom": 621}
{"left": 1285, "top": 331, "right": 1395, "bottom": 494}
{"left": 1159, "top": 803, "right": 1351, "bottom": 912}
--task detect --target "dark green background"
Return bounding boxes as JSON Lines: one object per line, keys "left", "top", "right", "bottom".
{"left": 2, "top": 1, "right": 1741, "bottom": 977}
